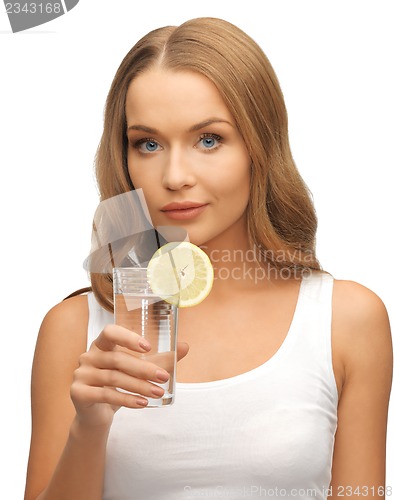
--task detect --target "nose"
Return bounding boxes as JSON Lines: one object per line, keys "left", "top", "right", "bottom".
{"left": 162, "top": 147, "right": 197, "bottom": 191}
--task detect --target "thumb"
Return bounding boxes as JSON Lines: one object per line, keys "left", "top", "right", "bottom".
{"left": 176, "top": 341, "right": 189, "bottom": 362}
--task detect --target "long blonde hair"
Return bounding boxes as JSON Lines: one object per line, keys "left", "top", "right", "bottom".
{"left": 91, "top": 17, "right": 321, "bottom": 311}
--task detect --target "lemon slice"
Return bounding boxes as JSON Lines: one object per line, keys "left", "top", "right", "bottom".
{"left": 147, "top": 242, "right": 214, "bottom": 307}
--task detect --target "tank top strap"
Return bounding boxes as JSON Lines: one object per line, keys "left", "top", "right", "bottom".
{"left": 87, "top": 292, "right": 114, "bottom": 349}
{"left": 300, "top": 270, "right": 334, "bottom": 306}
{"left": 288, "top": 271, "right": 338, "bottom": 402}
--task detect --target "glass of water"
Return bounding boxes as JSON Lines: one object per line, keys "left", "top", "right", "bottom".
{"left": 113, "top": 267, "right": 179, "bottom": 407}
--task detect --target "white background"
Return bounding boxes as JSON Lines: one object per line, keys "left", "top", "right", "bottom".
{"left": 1, "top": 0, "right": 393, "bottom": 497}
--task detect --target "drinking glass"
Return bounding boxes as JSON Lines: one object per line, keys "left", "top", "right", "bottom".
{"left": 113, "top": 267, "right": 179, "bottom": 407}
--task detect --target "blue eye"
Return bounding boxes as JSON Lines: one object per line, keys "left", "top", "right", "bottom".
{"left": 198, "top": 133, "right": 222, "bottom": 150}
{"left": 144, "top": 140, "right": 159, "bottom": 152}
{"left": 132, "top": 138, "right": 161, "bottom": 154}
{"left": 202, "top": 137, "right": 215, "bottom": 148}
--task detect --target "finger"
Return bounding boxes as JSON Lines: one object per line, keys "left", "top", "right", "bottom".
{"left": 140, "top": 344, "right": 189, "bottom": 371}
{"left": 81, "top": 367, "right": 166, "bottom": 399}
{"left": 71, "top": 382, "right": 149, "bottom": 409}
{"left": 177, "top": 341, "right": 189, "bottom": 362}
{"left": 81, "top": 349, "right": 170, "bottom": 384}
{"left": 93, "top": 324, "right": 151, "bottom": 353}
{"left": 141, "top": 351, "right": 175, "bottom": 374}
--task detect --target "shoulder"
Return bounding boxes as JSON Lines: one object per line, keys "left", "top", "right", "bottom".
{"left": 332, "top": 279, "right": 390, "bottom": 336}
{"left": 331, "top": 279, "right": 392, "bottom": 387}
{"left": 36, "top": 294, "right": 90, "bottom": 361}
{"left": 41, "top": 293, "right": 89, "bottom": 333}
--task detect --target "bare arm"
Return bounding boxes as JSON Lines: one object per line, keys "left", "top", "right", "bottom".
{"left": 330, "top": 280, "right": 393, "bottom": 498}
{"left": 24, "top": 295, "right": 188, "bottom": 500}
{"left": 24, "top": 295, "right": 91, "bottom": 499}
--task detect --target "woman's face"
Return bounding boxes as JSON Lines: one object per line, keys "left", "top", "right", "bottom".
{"left": 125, "top": 68, "right": 251, "bottom": 248}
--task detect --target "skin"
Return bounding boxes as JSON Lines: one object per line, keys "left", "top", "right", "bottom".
{"left": 24, "top": 68, "right": 392, "bottom": 500}
{"left": 125, "top": 68, "right": 252, "bottom": 251}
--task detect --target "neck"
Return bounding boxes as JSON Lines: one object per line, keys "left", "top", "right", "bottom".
{"left": 200, "top": 225, "right": 267, "bottom": 290}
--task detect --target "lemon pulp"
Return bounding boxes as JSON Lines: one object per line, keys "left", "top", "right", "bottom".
{"left": 147, "top": 242, "right": 214, "bottom": 307}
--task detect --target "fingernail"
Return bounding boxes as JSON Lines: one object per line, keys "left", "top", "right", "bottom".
{"left": 156, "top": 370, "right": 169, "bottom": 382}
{"left": 136, "top": 398, "right": 148, "bottom": 407}
{"left": 151, "top": 386, "right": 164, "bottom": 397}
{"left": 139, "top": 338, "right": 151, "bottom": 351}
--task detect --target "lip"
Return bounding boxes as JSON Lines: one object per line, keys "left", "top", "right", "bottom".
{"left": 160, "top": 201, "right": 208, "bottom": 220}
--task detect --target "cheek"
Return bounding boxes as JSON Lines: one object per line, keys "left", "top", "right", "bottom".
{"left": 128, "top": 171, "right": 142, "bottom": 189}
{"left": 127, "top": 151, "right": 150, "bottom": 189}
{"left": 127, "top": 163, "right": 151, "bottom": 191}
{"left": 213, "top": 160, "right": 251, "bottom": 202}
{"left": 127, "top": 160, "right": 137, "bottom": 187}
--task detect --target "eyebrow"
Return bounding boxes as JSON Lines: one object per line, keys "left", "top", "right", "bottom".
{"left": 127, "top": 118, "right": 233, "bottom": 134}
{"left": 188, "top": 118, "right": 233, "bottom": 132}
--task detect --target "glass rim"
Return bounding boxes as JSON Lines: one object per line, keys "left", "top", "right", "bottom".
{"left": 113, "top": 266, "right": 148, "bottom": 272}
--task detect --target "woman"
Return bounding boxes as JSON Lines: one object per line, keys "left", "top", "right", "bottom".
{"left": 24, "top": 17, "right": 392, "bottom": 500}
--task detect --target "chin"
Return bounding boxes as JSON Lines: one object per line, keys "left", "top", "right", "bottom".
{"left": 187, "top": 232, "right": 221, "bottom": 249}
{"left": 179, "top": 230, "right": 212, "bottom": 248}
{"left": 155, "top": 221, "right": 212, "bottom": 247}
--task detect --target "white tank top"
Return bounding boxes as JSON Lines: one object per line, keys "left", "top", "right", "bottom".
{"left": 87, "top": 271, "right": 338, "bottom": 500}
